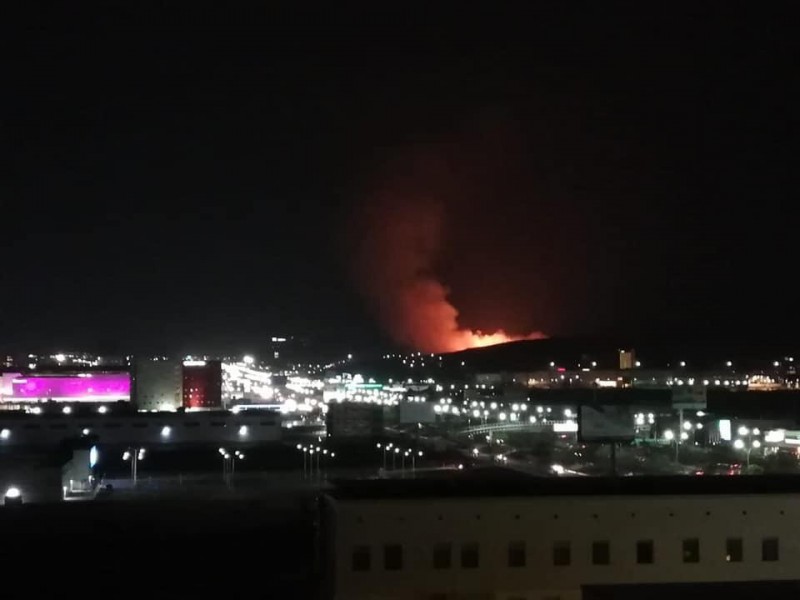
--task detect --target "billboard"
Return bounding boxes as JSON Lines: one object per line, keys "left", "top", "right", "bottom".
{"left": 672, "top": 386, "right": 707, "bottom": 409}
{"left": 7, "top": 372, "right": 130, "bottom": 402}
{"left": 578, "top": 404, "right": 636, "bottom": 442}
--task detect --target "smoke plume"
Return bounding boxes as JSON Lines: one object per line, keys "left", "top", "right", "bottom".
{"left": 352, "top": 152, "right": 546, "bottom": 353}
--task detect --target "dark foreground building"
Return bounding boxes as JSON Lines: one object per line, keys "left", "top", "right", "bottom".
{"left": 320, "top": 474, "right": 800, "bottom": 600}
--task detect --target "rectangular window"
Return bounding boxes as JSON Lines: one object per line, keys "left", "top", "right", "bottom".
{"left": 762, "top": 538, "right": 779, "bottom": 562}
{"left": 352, "top": 546, "right": 370, "bottom": 571}
{"left": 682, "top": 538, "right": 700, "bottom": 563}
{"left": 433, "top": 543, "right": 452, "bottom": 569}
{"left": 508, "top": 541, "right": 526, "bottom": 567}
{"left": 636, "top": 540, "right": 654, "bottom": 564}
{"left": 592, "top": 541, "right": 610, "bottom": 565}
{"left": 384, "top": 544, "right": 403, "bottom": 570}
{"left": 461, "top": 543, "right": 479, "bottom": 569}
{"left": 553, "top": 541, "right": 571, "bottom": 566}
{"left": 726, "top": 538, "right": 743, "bottom": 562}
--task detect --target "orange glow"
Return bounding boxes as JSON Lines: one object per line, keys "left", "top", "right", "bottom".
{"left": 437, "top": 328, "right": 544, "bottom": 353}
{"left": 352, "top": 161, "right": 546, "bottom": 354}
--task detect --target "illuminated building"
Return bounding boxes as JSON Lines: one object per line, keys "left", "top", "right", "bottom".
{"left": 0, "top": 371, "right": 130, "bottom": 403}
{"left": 619, "top": 349, "right": 635, "bottom": 370}
{"left": 182, "top": 360, "right": 222, "bottom": 409}
{"left": 222, "top": 361, "right": 274, "bottom": 406}
{"left": 133, "top": 359, "right": 182, "bottom": 411}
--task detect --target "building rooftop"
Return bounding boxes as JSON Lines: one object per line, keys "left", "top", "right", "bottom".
{"left": 328, "top": 470, "right": 800, "bottom": 500}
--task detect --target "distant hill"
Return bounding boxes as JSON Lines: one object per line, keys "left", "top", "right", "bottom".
{"left": 346, "top": 336, "right": 800, "bottom": 380}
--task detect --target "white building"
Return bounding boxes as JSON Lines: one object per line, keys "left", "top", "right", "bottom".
{"left": 321, "top": 475, "right": 800, "bottom": 600}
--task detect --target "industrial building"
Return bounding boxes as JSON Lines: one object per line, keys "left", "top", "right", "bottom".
{"left": 0, "top": 369, "right": 131, "bottom": 405}
{"left": 321, "top": 475, "right": 800, "bottom": 600}
{"left": 182, "top": 360, "right": 223, "bottom": 409}
{"left": 132, "top": 359, "right": 182, "bottom": 411}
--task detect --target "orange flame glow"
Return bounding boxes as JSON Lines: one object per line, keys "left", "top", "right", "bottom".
{"left": 353, "top": 185, "right": 545, "bottom": 353}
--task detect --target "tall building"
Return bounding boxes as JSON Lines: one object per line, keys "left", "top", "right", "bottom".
{"left": 133, "top": 359, "right": 182, "bottom": 411}
{"left": 182, "top": 360, "right": 222, "bottom": 409}
{"left": 619, "top": 349, "right": 636, "bottom": 370}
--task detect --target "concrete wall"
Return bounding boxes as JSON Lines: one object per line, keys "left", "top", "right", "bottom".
{"left": 325, "top": 492, "right": 800, "bottom": 600}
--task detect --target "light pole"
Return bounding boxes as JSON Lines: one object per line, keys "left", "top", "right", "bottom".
{"left": 393, "top": 447, "right": 399, "bottom": 470}
{"left": 123, "top": 447, "right": 145, "bottom": 487}
{"left": 663, "top": 429, "right": 678, "bottom": 462}
{"left": 219, "top": 448, "right": 245, "bottom": 485}
{"left": 412, "top": 450, "right": 423, "bottom": 475}
{"left": 232, "top": 450, "right": 245, "bottom": 478}
{"left": 734, "top": 438, "right": 761, "bottom": 467}
{"left": 377, "top": 442, "right": 392, "bottom": 470}
{"left": 297, "top": 444, "right": 310, "bottom": 478}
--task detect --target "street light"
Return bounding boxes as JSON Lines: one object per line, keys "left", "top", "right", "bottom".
{"left": 123, "top": 447, "right": 145, "bottom": 486}
{"left": 412, "top": 450, "right": 422, "bottom": 475}
{"left": 377, "top": 442, "right": 392, "bottom": 470}
{"left": 738, "top": 426, "right": 749, "bottom": 436}
{"left": 4, "top": 486, "right": 22, "bottom": 506}
{"left": 161, "top": 426, "right": 171, "bottom": 438}
{"left": 0, "top": 428, "right": 10, "bottom": 440}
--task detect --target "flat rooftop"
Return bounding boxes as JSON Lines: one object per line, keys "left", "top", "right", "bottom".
{"left": 328, "top": 470, "right": 800, "bottom": 500}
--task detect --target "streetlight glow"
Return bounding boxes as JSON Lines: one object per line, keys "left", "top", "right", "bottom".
{"left": 734, "top": 439, "right": 745, "bottom": 450}
{"left": 664, "top": 430, "right": 675, "bottom": 441}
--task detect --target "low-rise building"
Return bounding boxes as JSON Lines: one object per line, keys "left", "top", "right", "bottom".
{"left": 321, "top": 475, "right": 800, "bottom": 600}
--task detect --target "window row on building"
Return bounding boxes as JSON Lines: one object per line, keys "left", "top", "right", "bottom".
{"left": 351, "top": 537, "right": 781, "bottom": 572}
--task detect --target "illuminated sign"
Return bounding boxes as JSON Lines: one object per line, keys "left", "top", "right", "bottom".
{"left": 719, "top": 419, "right": 732, "bottom": 441}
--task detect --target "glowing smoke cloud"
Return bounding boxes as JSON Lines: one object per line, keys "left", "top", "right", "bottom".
{"left": 354, "top": 190, "right": 546, "bottom": 354}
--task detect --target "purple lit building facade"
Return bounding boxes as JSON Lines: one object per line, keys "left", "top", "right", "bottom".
{"left": 0, "top": 371, "right": 131, "bottom": 403}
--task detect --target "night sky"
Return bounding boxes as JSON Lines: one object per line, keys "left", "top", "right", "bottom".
{"left": 2, "top": 5, "right": 798, "bottom": 355}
